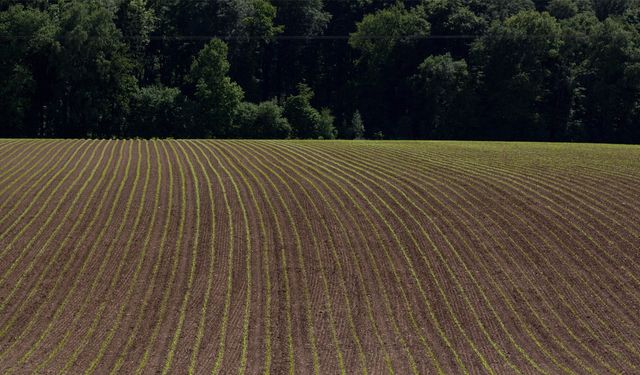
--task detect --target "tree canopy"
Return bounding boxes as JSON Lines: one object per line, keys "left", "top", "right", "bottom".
{"left": 1, "top": 0, "right": 640, "bottom": 143}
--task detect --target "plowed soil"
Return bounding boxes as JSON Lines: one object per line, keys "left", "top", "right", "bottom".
{"left": 1, "top": 139, "right": 639, "bottom": 374}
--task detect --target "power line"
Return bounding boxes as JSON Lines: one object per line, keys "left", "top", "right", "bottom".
{"left": 0, "top": 34, "right": 481, "bottom": 40}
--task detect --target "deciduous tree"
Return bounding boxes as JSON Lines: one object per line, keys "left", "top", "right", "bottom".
{"left": 188, "top": 38, "right": 244, "bottom": 137}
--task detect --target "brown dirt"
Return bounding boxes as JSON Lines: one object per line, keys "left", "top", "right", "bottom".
{"left": 1, "top": 139, "right": 639, "bottom": 374}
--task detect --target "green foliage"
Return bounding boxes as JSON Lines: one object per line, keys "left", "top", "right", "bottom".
{"left": 592, "top": 0, "right": 636, "bottom": 20}
{"left": 417, "top": 54, "right": 469, "bottom": 92}
{"left": 0, "top": 4, "right": 56, "bottom": 136}
{"left": 472, "top": 11, "right": 570, "bottom": 140}
{"left": 350, "top": 4, "right": 430, "bottom": 66}
{"left": 51, "top": 0, "right": 139, "bottom": 137}
{"left": 128, "top": 85, "right": 184, "bottom": 138}
{"left": 0, "top": 0, "right": 48, "bottom": 11}
{"left": 235, "top": 100, "right": 292, "bottom": 139}
{"left": 548, "top": 0, "right": 579, "bottom": 19}
{"left": 235, "top": 102, "right": 259, "bottom": 137}
{"left": 273, "top": 0, "right": 331, "bottom": 36}
{"left": 423, "top": 0, "right": 487, "bottom": 36}
{"left": 0, "top": 63, "right": 34, "bottom": 136}
{"left": 0, "top": 4, "right": 55, "bottom": 57}
{"left": 243, "top": 0, "right": 284, "bottom": 40}
{"left": 420, "top": 0, "right": 487, "bottom": 57}
{"left": 569, "top": 17, "right": 640, "bottom": 141}
{"left": 189, "top": 38, "right": 244, "bottom": 138}
{"left": 115, "top": 0, "right": 156, "bottom": 66}
{"left": 470, "top": 0, "right": 536, "bottom": 20}
{"left": 345, "top": 110, "right": 365, "bottom": 139}
{"left": 283, "top": 83, "right": 323, "bottom": 139}
{"left": 318, "top": 108, "right": 337, "bottom": 139}
{"left": 2, "top": 0, "right": 640, "bottom": 143}
{"left": 281, "top": 84, "right": 335, "bottom": 139}
{"left": 414, "top": 53, "right": 470, "bottom": 138}
{"left": 229, "top": 0, "right": 283, "bottom": 99}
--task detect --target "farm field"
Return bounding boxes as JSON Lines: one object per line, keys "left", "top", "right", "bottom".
{"left": 0, "top": 139, "right": 639, "bottom": 374}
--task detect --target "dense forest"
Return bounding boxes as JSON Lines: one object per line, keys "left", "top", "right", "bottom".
{"left": 2, "top": 0, "right": 640, "bottom": 142}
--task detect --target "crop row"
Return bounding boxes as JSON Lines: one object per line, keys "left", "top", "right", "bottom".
{"left": 0, "top": 139, "right": 638, "bottom": 373}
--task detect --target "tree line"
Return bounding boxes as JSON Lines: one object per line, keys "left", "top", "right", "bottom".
{"left": 2, "top": 0, "right": 640, "bottom": 143}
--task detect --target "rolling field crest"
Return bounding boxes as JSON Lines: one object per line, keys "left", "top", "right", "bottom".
{"left": 0, "top": 139, "right": 639, "bottom": 373}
